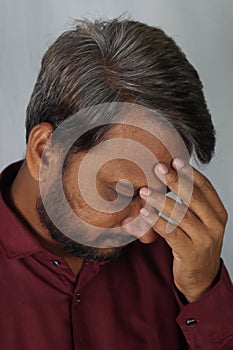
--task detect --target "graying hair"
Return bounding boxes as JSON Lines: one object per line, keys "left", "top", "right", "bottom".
{"left": 26, "top": 17, "right": 215, "bottom": 163}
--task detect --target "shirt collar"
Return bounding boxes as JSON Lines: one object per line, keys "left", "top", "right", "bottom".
{"left": 0, "top": 161, "right": 108, "bottom": 265}
{"left": 0, "top": 161, "right": 43, "bottom": 259}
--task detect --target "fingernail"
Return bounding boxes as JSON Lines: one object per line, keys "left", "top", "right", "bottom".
{"left": 140, "top": 188, "right": 151, "bottom": 197}
{"left": 140, "top": 208, "right": 150, "bottom": 217}
{"left": 156, "top": 163, "right": 168, "bottom": 175}
{"left": 173, "top": 158, "right": 184, "bottom": 169}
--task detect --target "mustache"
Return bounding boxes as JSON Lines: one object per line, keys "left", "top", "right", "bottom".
{"left": 90, "top": 229, "right": 135, "bottom": 247}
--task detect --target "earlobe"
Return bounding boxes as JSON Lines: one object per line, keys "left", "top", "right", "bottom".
{"left": 26, "top": 123, "right": 54, "bottom": 182}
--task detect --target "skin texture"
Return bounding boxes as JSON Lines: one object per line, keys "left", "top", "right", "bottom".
{"left": 10, "top": 119, "right": 227, "bottom": 302}
{"left": 139, "top": 159, "right": 227, "bottom": 302}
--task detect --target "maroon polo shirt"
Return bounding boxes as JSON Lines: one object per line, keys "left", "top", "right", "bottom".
{"left": 0, "top": 161, "right": 233, "bottom": 350}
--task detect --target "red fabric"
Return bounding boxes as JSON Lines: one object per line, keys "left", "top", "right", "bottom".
{"left": 0, "top": 162, "right": 233, "bottom": 350}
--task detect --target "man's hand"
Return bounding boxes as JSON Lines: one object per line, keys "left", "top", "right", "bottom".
{"left": 139, "top": 158, "right": 228, "bottom": 303}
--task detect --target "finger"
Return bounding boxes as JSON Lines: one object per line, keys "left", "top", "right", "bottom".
{"left": 172, "top": 158, "right": 227, "bottom": 224}
{"left": 121, "top": 203, "right": 159, "bottom": 241}
{"left": 139, "top": 207, "right": 191, "bottom": 251}
{"left": 122, "top": 216, "right": 158, "bottom": 242}
{"left": 154, "top": 158, "right": 227, "bottom": 226}
{"left": 140, "top": 190, "right": 206, "bottom": 242}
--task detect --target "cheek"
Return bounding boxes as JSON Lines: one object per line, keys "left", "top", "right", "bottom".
{"left": 63, "top": 164, "right": 135, "bottom": 229}
{"left": 75, "top": 192, "right": 142, "bottom": 229}
{"left": 66, "top": 185, "right": 124, "bottom": 229}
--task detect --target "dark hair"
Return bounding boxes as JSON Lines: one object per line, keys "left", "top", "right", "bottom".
{"left": 26, "top": 17, "right": 215, "bottom": 163}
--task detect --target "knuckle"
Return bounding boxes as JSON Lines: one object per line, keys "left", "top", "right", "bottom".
{"left": 199, "top": 177, "right": 213, "bottom": 192}
{"left": 195, "top": 234, "right": 213, "bottom": 251}
{"left": 213, "top": 220, "right": 225, "bottom": 237}
{"left": 191, "top": 188, "right": 202, "bottom": 203}
{"left": 202, "top": 236, "right": 213, "bottom": 250}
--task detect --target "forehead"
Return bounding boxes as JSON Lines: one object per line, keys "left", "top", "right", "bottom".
{"left": 106, "top": 112, "right": 189, "bottom": 157}
{"left": 85, "top": 116, "right": 190, "bottom": 189}
{"left": 106, "top": 122, "right": 186, "bottom": 156}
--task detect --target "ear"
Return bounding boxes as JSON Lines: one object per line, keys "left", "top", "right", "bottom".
{"left": 26, "top": 122, "right": 54, "bottom": 181}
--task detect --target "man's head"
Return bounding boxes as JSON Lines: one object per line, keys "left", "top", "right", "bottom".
{"left": 26, "top": 17, "right": 215, "bottom": 162}
{"left": 24, "top": 18, "right": 215, "bottom": 261}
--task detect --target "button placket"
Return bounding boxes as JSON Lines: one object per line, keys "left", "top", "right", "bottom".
{"left": 76, "top": 293, "right": 81, "bottom": 303}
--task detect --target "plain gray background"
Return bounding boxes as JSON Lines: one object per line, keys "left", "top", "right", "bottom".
{"left": 0, "top": 0, "right": 232, "bottom": 278}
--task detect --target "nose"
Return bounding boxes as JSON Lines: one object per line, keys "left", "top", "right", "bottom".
{"left": 120, "top": 199, "right": 158, "bottom": 244}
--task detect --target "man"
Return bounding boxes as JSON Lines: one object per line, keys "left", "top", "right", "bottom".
{"left": 0, "top": 17, "right": 232, "bottom": 349}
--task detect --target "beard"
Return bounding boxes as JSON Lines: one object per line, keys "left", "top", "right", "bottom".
{"left": 35, "top": 188, "right": 130, "bottom": 263}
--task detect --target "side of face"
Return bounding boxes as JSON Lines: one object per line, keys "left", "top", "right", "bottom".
{"left": 28, "top": 115, "right": 189, "bottom": 261}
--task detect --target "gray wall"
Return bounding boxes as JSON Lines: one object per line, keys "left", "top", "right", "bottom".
{"left": 1, "top": 0, "right": 232, "bottom": 277}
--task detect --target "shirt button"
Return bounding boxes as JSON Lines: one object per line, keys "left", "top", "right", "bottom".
{"left": 186, "top": 318, "right": 197, "bottom": 326}
{"left": 76, "top": 293, "right": 81, "bottom": 303}
{"left": 51, "top": 259, "right": 60, "bottom": 267}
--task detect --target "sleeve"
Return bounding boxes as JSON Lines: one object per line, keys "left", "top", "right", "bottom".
{"left": 175, "top": 261, "right": 233, "bottom": 350}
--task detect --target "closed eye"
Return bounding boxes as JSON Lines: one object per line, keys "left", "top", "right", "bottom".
{"left": 117, "top": 190, "right": 140, "bottom": 200}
